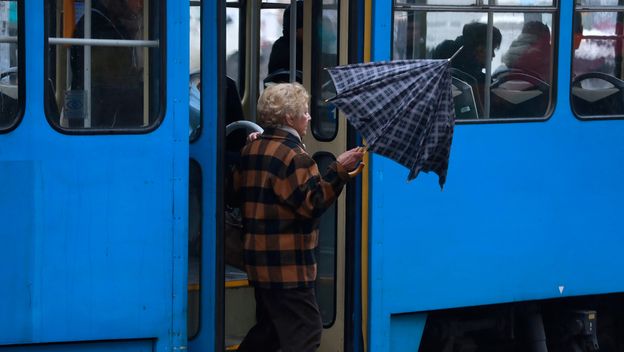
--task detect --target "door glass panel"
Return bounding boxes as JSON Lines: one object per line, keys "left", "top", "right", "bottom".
{"left": 311, "top": 0, "right": 339, "bottom": 141}
{"left": 0, "top": 1, "right": 20, "bottom": 131}
{"left": 45, "top": 0, "right": 163, "bottom": 131}
{"left": 313, "top": 152, "right": 337, "bottom": 327}
{"left": 188, "top": 160, "right": 202, "bottom": 339}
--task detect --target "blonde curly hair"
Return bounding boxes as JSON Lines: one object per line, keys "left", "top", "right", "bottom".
{"left": 257, "top": 83, "right": 309, "bottom": 128}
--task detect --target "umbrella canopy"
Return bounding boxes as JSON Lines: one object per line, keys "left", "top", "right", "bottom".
{"left": 327, "top": 59, "right": 455, "bottom": 188}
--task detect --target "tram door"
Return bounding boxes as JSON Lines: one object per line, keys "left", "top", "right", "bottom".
{"left": 215, "top": 0, "right": 354, "bottom": 351}
{"left": 186, "top": 1, "right": 355, "bottom": 350}
{"left": 2, "top": 1, "right": 188, "bottom": 350}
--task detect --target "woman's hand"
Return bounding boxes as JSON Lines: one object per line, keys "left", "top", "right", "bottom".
{"left": 336, "top": 147, "right": 365, "bottom": 171}
{"left": 247, "top": 132, "right": 261, "bottom": 143}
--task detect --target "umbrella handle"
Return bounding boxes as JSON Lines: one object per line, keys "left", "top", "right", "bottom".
{"left": 348, "top": 163, "right": 365, "bottom": 178}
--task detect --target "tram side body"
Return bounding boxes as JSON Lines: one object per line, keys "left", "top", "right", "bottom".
{"left": 367, "top": 110, "right": 624, "bottom": 350}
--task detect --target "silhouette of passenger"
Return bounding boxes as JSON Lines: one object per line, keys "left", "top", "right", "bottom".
{"left": 501, "top": 21, "right": 552, "bottom": 83}
{"left": 70, "top": 0, "right": 144, "bottom": 128}
{"left": 267, "top": 1, "right": 303, "bottom": 79}
{"left": 451, "top": 22, "right": 501, "bottom": 85}
{"left": 433, "top": 22, "right": 502, "bottom": 112}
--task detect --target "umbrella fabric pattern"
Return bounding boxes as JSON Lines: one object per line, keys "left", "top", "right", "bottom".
{"left": 327, "top": 59, "right": 455, "bottom": 188}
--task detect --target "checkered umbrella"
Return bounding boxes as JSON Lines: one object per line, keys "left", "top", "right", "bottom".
{"left": 327, "top": 59, "right": 455, "bottom": 188}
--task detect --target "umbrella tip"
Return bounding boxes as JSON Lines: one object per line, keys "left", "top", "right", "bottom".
{"left": 448, "top": 46, "right": 464, "bottom": 62}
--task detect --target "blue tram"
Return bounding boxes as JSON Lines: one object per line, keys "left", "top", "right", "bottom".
{"left": 1, "top": 0, "right": 624, "bottom": 351}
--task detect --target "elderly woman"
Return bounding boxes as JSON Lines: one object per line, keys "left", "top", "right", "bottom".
{"left": 233, "top": 82, "right": 363, "bottom": 352}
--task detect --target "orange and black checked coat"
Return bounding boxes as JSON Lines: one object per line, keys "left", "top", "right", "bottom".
{"left": 232, "top": 128, "right": 349, "bottom": 289}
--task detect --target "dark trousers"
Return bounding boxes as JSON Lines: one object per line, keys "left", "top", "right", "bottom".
{"left": 237, "top": 287, "right": 323, "bottom": 352}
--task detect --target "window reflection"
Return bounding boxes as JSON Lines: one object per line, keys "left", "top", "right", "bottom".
{"left": 577, "top": 0, "right": 622, "bottom": 6}
{"left": 572, "top": 9, "right": 624, "bottom": 118}
{"left": 495, "top": 0, "right": 554, "bottom": 5}
{"left": 396, "top": 0, "right": 476, "bottom": 5}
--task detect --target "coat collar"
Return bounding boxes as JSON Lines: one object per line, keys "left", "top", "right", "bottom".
{"left": 261, "top": 127, "right": 306, "bottom": 149}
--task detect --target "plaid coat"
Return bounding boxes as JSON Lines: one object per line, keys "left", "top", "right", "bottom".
{"left": 233, "top": 128, "right": 349, "bottom": 289}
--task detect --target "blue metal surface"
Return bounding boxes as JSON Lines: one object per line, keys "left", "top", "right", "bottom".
{"left": 187, "top": 1, "right": 219, "bottom": 351}
{"left": 369, "top": 2, "right": 624, "bottom": 351}
{"left": 0, "top": 0, "right": 189, "bottom": 350}
{"left": 0, "top": 339, "right": 154, "bottom": 352}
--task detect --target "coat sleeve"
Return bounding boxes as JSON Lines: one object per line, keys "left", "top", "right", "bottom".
{"left": 273, "top": 152, "right": 350, "bottom": 219}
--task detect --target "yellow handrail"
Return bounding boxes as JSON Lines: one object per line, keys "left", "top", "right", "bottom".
{"left": 362, "top": 1, "right": 372, "bottom": 351}
{"left": 63, "top": 0, "right": 75, "bottom": 38}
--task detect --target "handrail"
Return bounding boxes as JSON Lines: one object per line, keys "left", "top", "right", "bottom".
{"left": 49, "top": 37, "right": 160, "bottom": 47}
{"left": 0, "top": 36, "right": 161, "bottom": 47}
{"left": 0, "top": 36, "right": 16, "bottom": 43}
{"left": 63, "top": 0, "right": 75, "bottom": 38}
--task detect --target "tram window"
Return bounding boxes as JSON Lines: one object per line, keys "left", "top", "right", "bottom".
{"left": 393, "top": 3, "right": 557, "bottom": 122}
{"left": 395, "top": 0, "right": 554, "bottom": 4}
{"left": 311, "top": 0, "right": 339, "bottom": 141}
{"left": 571, "top": 5, "right": 624, "bottom": 119}
{"left": 0, "top": 1, "right": 22, "bottom": 132}
{"left": 313, "top": 152, "right": 338, "bottom": 327}
{"left": 397, "top": 1, "right": 475, "bottom": 5}
{"left": 188, "top": 159, "right": 202, "bottom": 339}
{"left": 45, "top": 0, "right": 163, "bottom": 132}
{"left": 495, "top": 0, "right": 554, "bottom": 5}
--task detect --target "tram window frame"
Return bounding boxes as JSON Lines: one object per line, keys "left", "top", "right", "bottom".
{"left": 571, "top": 3, "right": 624, "bottom": 121}
{"left": 43, "top": 0, "right": 166, "bottom": 134}
{"left": 310, "top": 0, "right": 340, "bottom": 142}
{"left": 0, "top": 0, "right": 24, "bottom": 134}
{"left": 392, "top": 2, "right": 559, "bottom": 124}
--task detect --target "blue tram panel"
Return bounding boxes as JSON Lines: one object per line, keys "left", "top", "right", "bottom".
{"left": 372, "top": 120, "right": 624, "bottom": 312}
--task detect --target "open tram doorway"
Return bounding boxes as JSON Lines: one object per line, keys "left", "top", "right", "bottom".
{"left": 187, "top": 0, "right": 361, "bottom": 350}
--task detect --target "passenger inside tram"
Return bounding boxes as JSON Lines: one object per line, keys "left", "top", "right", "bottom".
{"left": 70, "top": 0, "right": 145, "bottom": 128}
{"left": 489, "top": 21, "right": 552, "bottom": 118}
{"left": 499, "top": 21, "right": 552, "bottom": 83}
{"left": 266, "top": 0, "right": 303, "bottom": 84}
{"left": 434, "top": 22, "right": 502, "bottom": 116}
